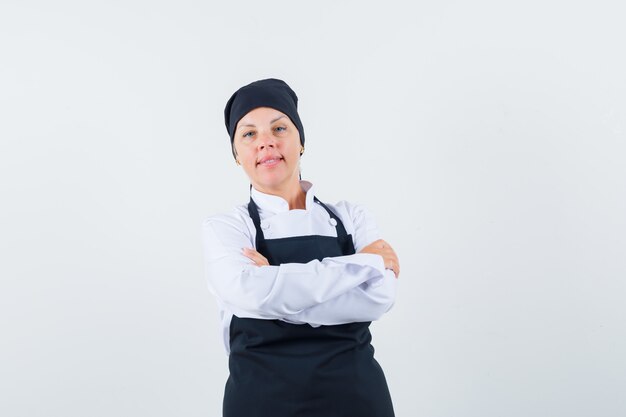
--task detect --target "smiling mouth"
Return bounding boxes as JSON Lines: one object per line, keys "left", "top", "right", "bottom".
{"left": 257, "top": 157, "right": 284, "bottom": 166}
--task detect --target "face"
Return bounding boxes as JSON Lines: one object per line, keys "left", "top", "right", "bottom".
{"left": 233, "top": 107, "right": 302, "bottom": 193}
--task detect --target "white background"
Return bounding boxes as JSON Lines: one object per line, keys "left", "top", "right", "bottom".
{"left": 1, "top": 1, "right": 625, "bottom": 416}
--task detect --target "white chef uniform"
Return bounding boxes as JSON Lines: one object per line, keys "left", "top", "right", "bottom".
{"left": 201, "top": 180, "right": 397, "bottom": 354}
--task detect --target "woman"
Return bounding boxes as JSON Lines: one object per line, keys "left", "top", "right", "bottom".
{"left": 202, "top": 78, "right": 400, "bottom": 417}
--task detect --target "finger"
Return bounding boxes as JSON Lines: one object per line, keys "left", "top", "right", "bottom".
{"left": 242, "top": 248, "right": 262, "bottom": 261}
{"left": 393, "top": 262, "right": 400, "bottom": 278}
{"left": 243, "top": 248, "right": 269, "bottom": 266}
{"left": 387, "top": 259, "right": 399, "bottom": 278}
{"left": 256, "top": 254, "right": 270, "bottom": 266}
{"left": 393, "top": 257, "right": 400, "bottom": 278}
{"left": 250, "top": 256, "right": 267, "bottom": 266}
{"left": 394, "top": 255, "right": 400, "bottom": 277}
{"left": 242, "top": 247, "right": 255, "bottom": 258}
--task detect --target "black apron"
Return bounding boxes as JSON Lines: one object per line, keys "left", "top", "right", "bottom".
{"left": 223, "top": 195, "right": 395, "bottom": 417}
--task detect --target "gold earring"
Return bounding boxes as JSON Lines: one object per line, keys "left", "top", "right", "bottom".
{"left": 235, "top": 159, "right": 241, "bottom": 166}
{"left": 300, "top": 146, "right": 305, "bottom": 156}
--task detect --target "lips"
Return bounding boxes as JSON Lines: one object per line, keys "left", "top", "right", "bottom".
{"left": 257, "top": 155, "right": 284, "bottom": 166}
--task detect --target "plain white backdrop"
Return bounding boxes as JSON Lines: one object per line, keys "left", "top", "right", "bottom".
{"left": 1, "top": 1, "right": 625, "bottom": 416}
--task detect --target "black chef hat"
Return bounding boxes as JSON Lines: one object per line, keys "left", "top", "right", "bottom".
{"left": 224, "top": 78, "right": 305, "bottom": 160}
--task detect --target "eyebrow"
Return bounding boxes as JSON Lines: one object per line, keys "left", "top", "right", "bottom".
{"left": 237, "top": 115, "right": 286, "bottom": 130}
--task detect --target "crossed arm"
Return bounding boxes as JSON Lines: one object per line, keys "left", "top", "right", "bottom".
{"left": 202, "top": 203, "right": 399, "bottom": 326}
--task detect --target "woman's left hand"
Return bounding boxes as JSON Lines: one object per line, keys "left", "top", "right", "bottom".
{"left": 242, "top": 247, "right": 270, "bottom": 266}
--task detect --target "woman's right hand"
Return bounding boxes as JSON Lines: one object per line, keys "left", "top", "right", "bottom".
{"left": 358, "top": 239, "right": 400, "bottom": 278}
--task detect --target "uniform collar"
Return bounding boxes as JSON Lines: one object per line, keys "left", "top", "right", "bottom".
{"left": 250, "top": 180, "right": 316, "bottom": 214}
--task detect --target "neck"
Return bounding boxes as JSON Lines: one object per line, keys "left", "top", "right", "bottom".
{"left": 254, "top": 179, "right": 306, "bottom": 210}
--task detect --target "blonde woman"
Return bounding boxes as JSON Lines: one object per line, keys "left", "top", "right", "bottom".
{"left": 202, "top": 78, "right": 399, "bottom": 417}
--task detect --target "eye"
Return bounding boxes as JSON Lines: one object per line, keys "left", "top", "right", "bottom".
{"left": 274, "top": 126, "right": 286, "bottom": 132}
{"left": 242, "top": 131, "right": 254, "bottom": 138}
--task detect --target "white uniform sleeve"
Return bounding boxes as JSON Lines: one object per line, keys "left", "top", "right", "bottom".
{"left": 282, "top": 202, "right": 398, "bottom": 325}
{"left": 283, "top": 272, "right": 397, "bottom": 325}
{"left": 202, "top": 213, "right": 386, "bottom": 319}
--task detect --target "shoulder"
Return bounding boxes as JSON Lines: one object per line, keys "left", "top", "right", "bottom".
{"left": 201, "top": 203, "right": 255, "bottom": 246}
{"left": 323, "top": 199, "right": 380, "bottom": 251}
{"left": 325, "top": 199, "right": 377, "bottom": 227}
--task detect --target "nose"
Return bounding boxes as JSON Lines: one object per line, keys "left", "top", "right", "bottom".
{"left": 256, "top": 129, "right": 276, "bottom": 150}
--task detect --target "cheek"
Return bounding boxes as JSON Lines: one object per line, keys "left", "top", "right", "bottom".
{"left": 284, "top": 138, "right": 301, "bottom": 154}
{"left": 235, "top": 145, "right": 252, "bottom": 162}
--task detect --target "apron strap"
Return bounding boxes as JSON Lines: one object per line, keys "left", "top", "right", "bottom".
{"left": 247, "top": 196, "right": 266, "bottom": 253}
{"left": 313, "top": 196, "right": 349, "bottom": 239}
{"left": 247, "top": 192, "right": 350, "bottom": 251}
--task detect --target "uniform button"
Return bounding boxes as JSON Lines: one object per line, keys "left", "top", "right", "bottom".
{"left": 329, "top": 218, "right": 338, "bottom": 226}
{"left": 261, "top": 221, "right": 270, "bottom": 230}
